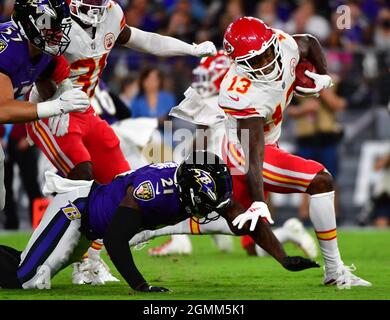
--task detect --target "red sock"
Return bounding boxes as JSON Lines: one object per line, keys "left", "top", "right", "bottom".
{"left": 241, "top": 235, "right": 255, "bottom": 249}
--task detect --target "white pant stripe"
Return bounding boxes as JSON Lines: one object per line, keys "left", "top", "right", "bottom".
{"left": 263, "top": 162, "right": 317, "bottom": 181}
{"left": 31, "top": 123, "right": 67, "bottom": 175}
{"left": 264, "top": 177, "right": 307, "bottom": 192}
{"left": 37, "top": 120, "right": 75, "bottom": 169}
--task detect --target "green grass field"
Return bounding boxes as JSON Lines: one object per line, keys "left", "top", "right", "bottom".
{"left": 0, "top": 229, "right": 389, "bottom": 300}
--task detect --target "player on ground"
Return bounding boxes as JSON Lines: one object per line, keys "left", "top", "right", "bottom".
{"left": 26, "top": 0, "right": 218, "bottom": 284}
{"left": 0, "top": 0, "right": 89, "bottom": 211}
{"left": 0, "top": 151, "right": 319, "bottom": 291}
{"left": 148, "top": 51, "right": 318, "bottom": 259}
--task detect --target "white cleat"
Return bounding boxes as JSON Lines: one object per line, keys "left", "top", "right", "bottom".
{"left": 91, "top": 256, "right": 120, "bottom": 283}
{"left": 72, "top": 256, "right": 119, "bottom": 285}
{"left": 72, "top": 261, "right": 97, "bottom": 285}
{"left": 211, "top": 234, "right": 234, "bottom": 253}
{"left": 324, "top": 264, "right": 372, "bottom": 288}
{"left": 283, "top": 218, "right": 318, "bottom": 259}
{"left": 148, "top": 235, "right": 192, "bottom": 256}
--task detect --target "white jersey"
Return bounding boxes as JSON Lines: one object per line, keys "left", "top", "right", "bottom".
{"left": 65, "top": 1, "right": 125, "bottom": 98}
{"left": 218, "top": 29, "right": 299, "bottom": 146}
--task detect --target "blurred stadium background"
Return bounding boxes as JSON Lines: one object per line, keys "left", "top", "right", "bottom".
{"left": 0, "top": 0, "right": 390, "bottom": 231}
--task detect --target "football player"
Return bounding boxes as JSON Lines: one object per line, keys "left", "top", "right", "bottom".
{"left": 0, "top": 151, "right": 318, "bottom": 291}
{"left": 142, "top": 17, "right": 371, "bottom": 288}
{"left": 149, "top": 51, "right": 318, "bottom": 259}
{"left": 26, "top": 0, "right": 217, "bottom": 284}
{"left": 219, "top": 17, "right": 369, "bottom": 287}
{"left": 0, "top": 0, "right": 89, "bottom": 210}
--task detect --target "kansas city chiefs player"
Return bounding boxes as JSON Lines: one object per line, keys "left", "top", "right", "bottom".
{"left": 148, "top": 51, "right": 318, "bottom": 259}
{"left": 26, "top": 0, "right": 217, "bottom": 285}
{"left": 219, "top": 17, "right": 370, "bottom": 287}
{"left": 138, "top": 17, "right": 371, "bottom": 288}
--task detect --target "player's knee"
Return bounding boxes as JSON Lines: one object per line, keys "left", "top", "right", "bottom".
{"left": 306, "top": 171, "right": 334, "bottom": 195}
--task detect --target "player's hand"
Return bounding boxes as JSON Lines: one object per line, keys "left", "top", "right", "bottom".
{"left": 232, "top": 201, "right": 274, "bottom": 232}
{"left": 295, "top": 71, "right": 333, "bottom": 95}
{"left": 282, "top": 256, "right": 320, "bottom": 271}
{"left": 48, "top": 113, "right": 69, "bottom": 137}
{"left": 57, "top": 89, "right": 90, "bottom": 113}
{"left": 192, "top": 41, "right": 217, "bottom": 57}
{"left": 37, "top": 88, "right": 90, "bottom": 119}
{"left": 135, "top": 282, "right": 171, "bottom": 293}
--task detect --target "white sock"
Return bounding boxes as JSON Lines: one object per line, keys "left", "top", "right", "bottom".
{"left": 273, "top": 227, "right": 290, "bottom": 244}
{"left": 83, "top": 239, "right": 103, "bottom": 260}
{"left": 309, "top": 191, "right": 343, "bottom": 273}
{"left": 129, "top": 217, "right": 234, "bottom": 247}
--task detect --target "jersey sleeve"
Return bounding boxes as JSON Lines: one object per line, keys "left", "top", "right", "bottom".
{"left": 49, "top": 56, "right": 70, "bottom": 84}
{"left": 109, "top": 0, "right": 126, "bottom": 33}
{"left": 36, "top": 56, "right": 70, "bottom": 84}
{"left": 0, "top": 39, "right": 18, "bottom": 80}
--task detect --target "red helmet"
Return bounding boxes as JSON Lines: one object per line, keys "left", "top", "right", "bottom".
{"left": 192, "top": 50, "right": 231, "bottom": 98}
{"left": 223, "top": 16, "right": 284, "bottom": 83}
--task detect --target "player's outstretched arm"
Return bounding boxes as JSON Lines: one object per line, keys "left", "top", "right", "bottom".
{"left": 103, "top": 187, "right": 170, "bottom": 293}
{"left": 116, "top": 25, "right": 216, "bottom": 57}
{"left": 222, "top": 201, "right": 320, "bottom": 272}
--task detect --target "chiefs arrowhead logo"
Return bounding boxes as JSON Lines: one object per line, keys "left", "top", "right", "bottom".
{"left": 223, "top": 39, "right": 234, "bottom": 55}
{"left": 104, "top": 32, "right": 115, "bottom": 50}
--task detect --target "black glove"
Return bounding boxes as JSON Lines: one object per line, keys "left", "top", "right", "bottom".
{"left": 282, "top": 256, "right": 320, "bottom": 271}
{"left": 135, "top": 282, "right": 171, "bottom": 293}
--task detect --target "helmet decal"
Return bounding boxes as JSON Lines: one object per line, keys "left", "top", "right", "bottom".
{"left": 191, "top": 168, "right": 217, "bottom": 202}
{"left": 223, "top": 38, "right": 234, "bottom": 55}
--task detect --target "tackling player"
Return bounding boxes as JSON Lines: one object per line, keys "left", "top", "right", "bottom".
{"left": 26, "top": 0, "right": 218, "bottom": 284}
{"left": 0, "top": 151, "right": 318, "bottom": 291}
{"left": 0, "top": 0, "right": 90, "bottom": 210}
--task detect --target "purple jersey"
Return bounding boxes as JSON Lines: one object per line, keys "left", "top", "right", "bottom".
{"left": 88, "top": 162, "right": 189, "bottom": 237}
{"left": 0, "top": 21, "right": 52, "bottom": 98}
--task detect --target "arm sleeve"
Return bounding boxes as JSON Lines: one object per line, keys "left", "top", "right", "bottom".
{"left": 37, "top": 56, "right": 70, "bottom": 85}
{"left": 110, "top": 92, "right": 131, "bottom": 120}
{"left": 103, "top": 206, "right": 147, "bottom": 290}
{"left": 124, "top": 27, "right": 195, "bottom": 56}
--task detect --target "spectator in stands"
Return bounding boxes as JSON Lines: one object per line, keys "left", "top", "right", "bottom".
{"left": 374, "top": 7, "right": 390, "bottom": 51}
{"left": 124, "top": 0, "right": 165, "bottom": 32}
{"left": 255, "top": 0, "right": 284, "bottom": 30}
{"left": 339, "top": 1, "right": 370, "bottom": 50}
{"left": 287, "top": 81, "right": 347, "bottom": 224}
{"left": 119, "top": 75, "right": 139, "bottom": 110}
{"left": 131, "top": 67, "right": 176, "bottom": 121}
{"left": 284, "top": 0, "right": 330, "bottom": 44}
{"left": 131, "top": 67, "right": 177, "bottom": 162}
{"left": 218, "top": 0, "right": 245, "bottom": 39}
{"left": 2, "top": 124, "right": 43, "bottom": 230}
{"left": 164, "top": 0, "right": 198, "bottom": 43}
